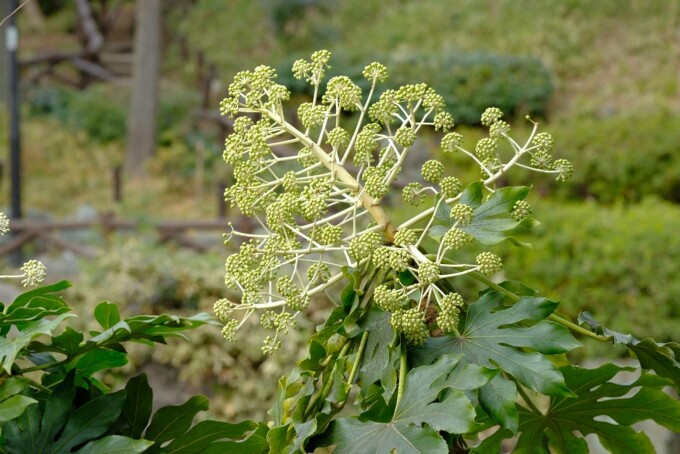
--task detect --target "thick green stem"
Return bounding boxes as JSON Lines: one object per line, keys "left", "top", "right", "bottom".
{"left": 395, "top": 338, "right": 408, "bottom": 409}
{"left": 348, "top": 331, "right": 370, "bottom": 385}
{"left": 305, "top": 341, "right": 353, "bottom": 419}
{"left": 469, "top": 271, "right": 611, "bottom": 343}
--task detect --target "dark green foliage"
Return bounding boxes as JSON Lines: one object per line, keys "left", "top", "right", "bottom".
{"left": 277, "top": 51, "right": 554, "bottom": 125}
{"left": 25, "top": 85, "right": 198, "bottom": 143}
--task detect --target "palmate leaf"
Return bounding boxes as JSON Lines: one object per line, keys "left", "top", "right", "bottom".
{"left": 412, "top": 292, "right": 580, "bottom": 431}
{"left": 323, "top": 355, "right": 494, "bottom": 454}
{"left": 358, "top": 308, "right": 399, "bottom": 402}
{"left": 473, "top": 363, "right": 680, "bottom": 454}
{"left": 579, "top": 312, "right": 680, "bottom": 391}
{"left": 431, "top": 183, "right": 536, "bottom": 247}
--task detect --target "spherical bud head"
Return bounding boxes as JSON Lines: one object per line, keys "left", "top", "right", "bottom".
{"left": 394, "top": 127, "right": 416, "bottom": 148}
{"left": 262, "top": 335, "right": 282, "bottom": 355}
{"left": 282, "top": 171, "right": 299, "bottom": 194}
{"left": 489, "top": 120, "right": 511, "bottom": 139}
{"left": 287, "top": 293, "right": 310, "bottom": 311}
{"left": 450, "top": 204, "right": 474, "bottom": 226}
{"left": 423, "top": 88, "right": 446, "bottom": 112}
{"left": 276, "top": 276, "right": 295, "bottom": 297}
{"left": 298, "top": 103, "right": 326, "bottom": 129}
{"left": 394, "top": 228, "right": 418, "bottom": 247}
{"left": 292, "top": 59, "right": 309, "bottom": 80}
{"left": 327, "top": 127, "right": 350, "bottom": 150}
{"left": 355, "top": 123, "right": 381, "bottom": 161}
{"left": 433, "top": 112, "right": 455, "bottom": 132}
{"left": 221, "top": 319, "right": 239, "bottom": 342}
{"left": 365, "top": 173, "right": 389, "bottom": 199}
{"left": 481, "top": 107, "right": 504, "bottom": 126}
{"left": 363, "top": 62, "right": 388, "bottom": 83}
{"left": 372, "top": 246, "right": 392, "bottom": 269}
{"left": 437, "top": 310, "right": 460, "bottom": 334}
{"left": 323, "top": 76, "right": 362, "bottom": 111}
{"left": 481, "top": 157, "right": 502, "bottom": 176}
{"left": 397, "top": 83, "right": 428, "bottom": 103}
{"left": 511, "top": 200, "right": 532, "bottom": 221}
{"left": 389, "top": 248, "right": 411, "bottom": 272}
{"left": 20, "top": 260, "right": 46, "bottom": 287}
{"left": 374, "top": 284, "right": 406, "bottom": 312}
{"left": 441, "top": 132, "right": 463, "bottom": 153}
{"left": 0, "top": 212, "right": 9, "bottom": 235}
{"left": 403, "top": 182, "right": 425, "bottom": 206}
{"left": 298, "top": 147, "right": 317, "bottom": 169}
{"left": 219, "top": 96, "right": 239, "bottom": 118}
{"left": 317, "top": 224, "right": 343, "bottom": 245}
{"left": 475, "top": 138, "right": 498, "bottom": 160}
{"left": 399, "top": 308, "right": 429, "bottom": 346}
{"left": 532, "top": 132, "right": 555, "bottom": 153}
{"left": 417, "top": 261, "right": 439, "bottom": 286}
{"left": 440, "top": 293, "right": 464, "bottom": 312}
{"left": 213, "top": 298, "right": 234, "bottom": 322}
{"left": 307, "top": 263, "right": 331, "bottom": 283}
{"left": 349, "top": 231, "right": 382, "bottom": 261}
{"left": 439, "top": 176, "right": 462, "bottom": 198}
{"left": 311, "top": 49, "right": 332, "bottom": 66}
{"left": 369, "top": 90, "right": 398, "bottom": 124}
{"left": 443, "top": 227, "right": 471, "bottom": 250}
{"left": 271, "top": 311, "right": 295, "bottom": 334}
{"left": 530, "top": 150, "right": 553, "bottom": 170}
{"left": 554, "top": 159, "right": 574, "bottom": 182}
{"left": 476, "top": 252, "right": 503, "bottom": 276}
{"left": 421, "top": 160, "right": 445, "bottom": 183}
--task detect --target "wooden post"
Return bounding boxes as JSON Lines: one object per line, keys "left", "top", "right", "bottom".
{"left": 124, "top": 0, "right": 161, "bottom": 177}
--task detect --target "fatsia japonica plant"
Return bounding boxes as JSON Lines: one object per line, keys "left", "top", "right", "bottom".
{"left": 214, "top": 50, "right": 680, "bottom": 453}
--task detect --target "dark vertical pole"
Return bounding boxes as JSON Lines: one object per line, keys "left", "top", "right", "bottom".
{"left": 9, "top": 0, "right": 21, "bottom": 221}
{"left": 8, "top": 0, "right": 22, "bottom": 265}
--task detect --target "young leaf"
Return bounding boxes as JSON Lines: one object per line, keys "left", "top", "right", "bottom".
{"left": 323, "top": 355, "right": 490, "bottom": 454}
{"left": 0, "top": 395, "right": 37, "bottom": 422}
{"left": 77, "top": 435, "right": 154, "bottom": 454}
{"left": 68, "top": 349, "right": 128, "bottom": 377}
{"left": 474, "top": 364, "right": 680, "bottom": 454}
{"left": 94, "top": 302, "right": 121, "bottom": 330}
{"left": 0, "top": 313, "right": 75, "bottom": 374}
{"left": 144, "top": 395, "right": 210, "bottom": 445}
{"left": 412, "top": 292, "right": 580, "bottom": 430}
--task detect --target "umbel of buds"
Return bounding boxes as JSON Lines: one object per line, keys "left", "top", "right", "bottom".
{"left": 0, "top": 213, "right": 48, "bottom": 288}
{"left": 215, "top": 51, "right": 572, "bottom": 354}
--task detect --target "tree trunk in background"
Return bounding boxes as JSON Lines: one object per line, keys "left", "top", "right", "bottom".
{"left": 0, "top": 1, "right": 9, "bottom": 106}
{"left": 124, "top": 0, "right": 161, "bottom": 177}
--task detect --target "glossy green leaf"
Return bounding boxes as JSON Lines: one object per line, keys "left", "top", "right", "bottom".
{"left": 0, "top": 377, "right": 29, "bottom": 401}
{"left": 163, "top": 420, "right": 259, "bottom": 453}
{"left": 69, "top": 349, "right": 128, "bottom": 376}
{"left": 0, "top": 313, "right": 75, "bottom": 374}
{"left": 412, "top": 292, "right": 580, "bottom": 429}
{"left": 77, "top": 435, "right": 153, "bottom": 454}
{"left": 1, "top": 401, "right": 41, "bottom": 453}
{"left": 94, "top": 302, "right": 121, "bottom": 330}
{"left": 144, "top": 395, "right": 209, "bottom": 445}
{"left": 474, "top": 363, "right": 680, "bottom": 454}
{"left": 38, "top": 371, "right": 77, "bottom": 448}
{"left": 52, "top": 326, "right": 84, "bottom": 356}
{"left": 358, "top": 308, "right": 398, "bottom": 402}
{"left": 478, "top": 374, "right": 519, "bottom": 433}
{"left": 120, "top": 374, "right": 153, "bottom": 438}
{"left": 324, "top": 355, "right": 486, "bottom": 453}
{"left": 52, "top": 390, "right": 126, "bottom": 453}
{"left": 0, "top": 395, "right": 37, "bottom": 422}
{"left": 7, "top": 280, "right": 72, "bottom": 311}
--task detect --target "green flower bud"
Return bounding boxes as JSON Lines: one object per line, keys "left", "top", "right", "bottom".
{"left": 403, "top": 182, "right": 425, "bottom": 206}
{"left": 221, "top": 319, "right": 239, "bottom": 342}
{"left": 323, "top": 76, "right": 362, "bottom": 111}
{"left": 213, "top": 298, "right": 234, "bottom": 322}
{"left": 476, "top": 252, "right": 503, "bottom": 276}
{"left": 439, "top": 176, "right": 462, "bottom": 198}
{"left": 421, "top": 159, "right": 445, "bottom": 183}
{"left": 394, "top": 229, "right": 418, "bottom": 246}
{"left": 363, "top": 62, "right": 388, "bottom": 82}
{"left": 394, "top": 126, "right": 416, "bottom": 147}
{"left": 262, "top": 335, "right": 282, "bottom": 355}
{"left": 475, "top": 138, "right": 498, "bottom": 160}
{"left": 417, "top": 261, "right": 439, "bottom": 285}
{"left": 327, "top": 127, "right": 351, "bottom": 149}
{"left": 374, "top": 284, "right": 406, "bottom": 312}
{"left": 450, "top": 204, "right": 474, "bottom": 226}
{"left": 481, "top": 107, "right": 503, "bottom": 126}
{"left": 433, "top": 111, "right": 455, "bottom": 132}
{"left": 530, "top": 150, "right": 553, "bottom": 169}
{"left": 392, "top": 308, "right": 429, "bottom": 346}
{"left": 441, "top": 132, "right": 463, "bottom": 153}
{"left": 349, "top": 231, "right": 382, "bottom": 261}
{"left": 442, "top": 227, "right": 471, "bottom": 250}
{"left": 511, "top": 200, "right": 532, "bottom": 221}
{"left": 532, "top": 132, "right": 555, "bottom": 153}
{"left": 308, "top": 263, "right": 331, "bottom": 283}
{"left": 554, "top": 159, "right": 574, "bottom": 182}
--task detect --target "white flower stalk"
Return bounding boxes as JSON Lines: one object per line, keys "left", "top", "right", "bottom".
{"left": 218, "top": 51, "right": 573, "bottom": 352}
{"left": 0, "top": 213, "right": 9, "bottom": 235}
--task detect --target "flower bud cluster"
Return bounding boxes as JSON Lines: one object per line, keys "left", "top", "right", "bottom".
{"left": 349, "top": 231, "right": 383, "bottom": 261}
{"left": 391, "top": 308, "right": 429, "bottom": 346}
{"left": 403, "top": 182, "right": 425, "bottom": 206}
{"left": 443, "top": 228, "right": 471, "bottom": 250}
{"left": 394, "top": 229, "right": 418, "bottom": 246}
{"left": 421, "top": 160, "right": 445, "bottom": 183}
{"left": 417, "top": 261, "right": 439, "bottom": 286}
{"left": 511, "top": 200, "right": 532, "bottom": 221}
{"left": 450, "top": 204, "right": 474, "bottom": 226}
{"left": 476, "top": 252, "right": 503, "bottom": 276}
{"left": 0, "top": 213, "right": 9, "bottom": 235}
{"left": 372, "top": 246, "right": 410, "bottom": 272}
{"left": 439, "top": 176, "right": 462, "bottom": 198}
{"left": 374, "top": 284, "right": 406, "bottom": 312}
{"left": 20, "top": 260, "right": 47, "bottom": 287}
{"left": 437, "top": 293, "right": 464, "bottom": 333}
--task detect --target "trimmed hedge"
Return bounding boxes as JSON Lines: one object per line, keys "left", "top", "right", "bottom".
{"left": 499, "top": 198, "right": 680, "bottom": 355}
